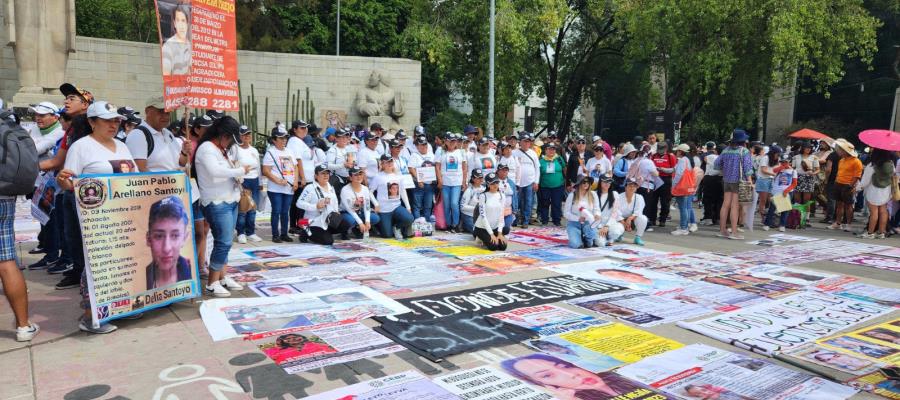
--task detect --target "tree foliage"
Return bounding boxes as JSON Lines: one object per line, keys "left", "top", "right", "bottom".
{"left": 75, "top": 0, "right": 158, "bottom": 43}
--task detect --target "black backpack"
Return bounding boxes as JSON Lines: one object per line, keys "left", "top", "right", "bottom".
{"left": 133, "top": 125, "right": 155, "bottom": 157}
{"left": 0, "top": 113, "right": 39, "bottom": 196}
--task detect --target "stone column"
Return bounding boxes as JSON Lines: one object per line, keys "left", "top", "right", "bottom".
{"left": 7, "top": 0, "right": 75, "bottom": 106}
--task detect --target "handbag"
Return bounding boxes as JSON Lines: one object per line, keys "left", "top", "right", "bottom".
{"left": 238, "top": 188, "right": 256, "bottom": 213}
{"left": 671, "top": 161, "right": 697, "bottom": 197}
{"left": 314, "top": 184, "right": 342, "bottom": 230}
{"left": 737, "top": 149, "right": 754, "bottom": 203}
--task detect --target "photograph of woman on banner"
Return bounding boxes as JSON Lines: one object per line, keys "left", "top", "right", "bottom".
{"left": 145, "top": 195, "right": 193, "bottom": 290}
{"left": 681, "top": 383, "right": 751, "bottom": 400}
{"left": 260, "top": 333, "right": 337, "bottom": 364}
{"left": 159, "top": 1, "right": 192, "bottom": 76}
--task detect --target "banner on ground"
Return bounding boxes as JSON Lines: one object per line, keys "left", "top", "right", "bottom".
{"left": 305, "top": 371, "right": 460, "bottom": 400}
{"left": 489, "top": 304, "right": 608, "bottom": 337}
{"left": 387, "top": 275, "right": 626, "bottom": 321}
{"left": 816, "top": 318, "right": 900, "bottom": 365}
{"left": 74, "top": 172, "right": 198, "bottom": 327}
{"left": 565, "top": 289, "right": 711, "bottom": 327}
{"left": 617, "top": 344, "right": 857, "bottom": 400}
{"left": 816, "top": 281, "right": 900, "bottom": 308}
{"left": 785, "top": 344, "right": 882, "bottom": 375}
{"left": 847, "top": 371, "right": 900, "bottom": 400}
{"left": 154, "top": 0, "right": 239, "bottom": 111}
{"left": 677, "top": 292, "right": 895, "bottom": 356}
{"left": 434, "top": 366, "right": 554, "bottom": 400}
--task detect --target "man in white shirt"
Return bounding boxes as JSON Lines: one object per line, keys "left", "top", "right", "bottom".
{"left": 126, "top": 97, "right": 189, "bottom": 172}
{"left": 357, "top": 131, "right": 382, "bottom": 183}
{"left": 28, "top": 101, "right": 64, "bottom": 161}
{"left": 513, "top": 133, "right": 540, "bottom": 226}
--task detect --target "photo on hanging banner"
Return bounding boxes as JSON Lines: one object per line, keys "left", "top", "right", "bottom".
{"left": 74, "top": 172, "right": 198, "bottom": 327}
{"left": 31, "top": 173, "right": 58, "bottom": 225}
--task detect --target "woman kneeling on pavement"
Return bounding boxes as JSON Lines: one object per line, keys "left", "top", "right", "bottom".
{"left": 614, "top": 178, "right": 648, "bottom": 246}
{"left": 340, "top": 167, "right": 380, "bottom": 238}
{"left": 473, "top": 173, "right": 508, "bottom": 251}
{"left": 595, "top": 176, "right": 624, "bottom": 246}
{"left": 564, "top": 176, "right": 602, "bottom": 248}
{"left": 297, "top": 165, "right": 351, "bottom": 245}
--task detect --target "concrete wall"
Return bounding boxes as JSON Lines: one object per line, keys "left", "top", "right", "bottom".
{"left": 1, "top": 26, "right": 421, "bottom": 130}
{"left": 765, "top": 84, "right": 796, "bottom": 140}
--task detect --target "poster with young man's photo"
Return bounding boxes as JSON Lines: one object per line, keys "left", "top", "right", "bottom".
{"left": 74, "top": 172, "right": 199, "bottom": 327}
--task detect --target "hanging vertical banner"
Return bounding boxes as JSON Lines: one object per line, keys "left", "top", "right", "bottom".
{"left": 74, "top": 172, "right": 199, "bottom": 327}
{"left": 154, "top": 0, "right": 239, "bottom": 111}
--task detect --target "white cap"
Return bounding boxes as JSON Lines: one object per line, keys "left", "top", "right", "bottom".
{"left": 87, "top": 101, "right": 126, "bottom": 120}
{"left": 414, "top": 125, "right": 424, "bottom": 134}
{"left": 592, "top": 135, "right": 601, "bottom": 142}
{"left": 29, "top": 101, "right": 59, "bottom": 115}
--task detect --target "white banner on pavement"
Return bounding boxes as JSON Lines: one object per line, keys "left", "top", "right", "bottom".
{"left": 306, "top": 371, "right": 460, "bottom": 400}
{"left": 434, "top": 366, "right": 554, "bottom": 400}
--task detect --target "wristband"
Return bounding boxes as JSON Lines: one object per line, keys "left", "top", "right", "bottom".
{"left": 180, "top": 151, "right": 189, "bottom": 157}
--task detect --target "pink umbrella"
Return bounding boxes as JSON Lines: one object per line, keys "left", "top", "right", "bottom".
{"left": 858, "top": 129, "right": 900, "bottom": 151}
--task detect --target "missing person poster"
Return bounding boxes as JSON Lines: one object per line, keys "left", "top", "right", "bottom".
{"left": 816, "top": 319, "right": 900, "bottom": 365}
{"left": 154, "top": 0, "right": 239, "bottom": 111}
{"left": 74, "top": 172, "right": 198, "bottom": 327}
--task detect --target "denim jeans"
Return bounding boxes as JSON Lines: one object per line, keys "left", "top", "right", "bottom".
{"left": 62, "top": 191, "right": 84, "bottom": 280}
{"left": 460, "top": 214, "right": 475, "bottom": 233}
{"left": 538, "top": 185, "right": 564, "bottom": 224}
{"left": 765, "top": 203, "right": 790, "bottom": 227}
{"left": 267, "top": 191, "right": 292, "bottom": 237}
{"left": 203, "top": 201, "right": 238, "bottom": 272}
{"left": 442, "top": 185, "right": 462, "bottom": 227}
{"left": 503, "top": 214, "right": 513, "bottom": 235}
{"left": 378, "top": 207, "right": 414, "bottom": 238}
{"left": 674, "top": 195, "right": 696, "bottom": 230}
{"left": 236, "top": 178, "right": 260, "bottom": 235}
{"left": 413, "top": 183, "right": 435, "bottom": 220}
{"left": 341, "top": 211, "right": 381, "bottom": 231}
{"left": 518, "top": 185, "right": 535, "bottom": 224}
{"left": 567, "top": 221, "right": 597, "bottom": 248}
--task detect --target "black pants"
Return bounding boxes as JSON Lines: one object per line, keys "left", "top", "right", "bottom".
{"left": 289, "top": 187, "right": 304, "bottom": 231}
{"left": 474, "top": 227, "right": 508, "bottom": 251}
{"left": 701, "top": 175, "right": 723, "bottom": 222}
{"left": 308, "top": 220, "right": 352, "bottom": 245}
{"left": 62, "top": 192, "right": 84, "bottom": 280}
{"left": 636, "top": 187, "right": 653, "bottom": 222}
{"left": 646, "top": 176, "right": 672, "bottom": 225}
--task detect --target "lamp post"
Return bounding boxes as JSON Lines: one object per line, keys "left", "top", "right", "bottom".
{"left": 336, "top": 0, "right": 341, "bottom": 56}
{"left": 487, "top": 0, "right": 495, "bottom": 137}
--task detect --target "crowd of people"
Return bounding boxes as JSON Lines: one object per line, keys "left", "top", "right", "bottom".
{"left": 1, "top": 82, "right": 899, "bottom": 341}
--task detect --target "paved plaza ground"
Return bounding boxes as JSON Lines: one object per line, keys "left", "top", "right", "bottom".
{"left": 1, "top": 203, "right": 897, "bottom": 400}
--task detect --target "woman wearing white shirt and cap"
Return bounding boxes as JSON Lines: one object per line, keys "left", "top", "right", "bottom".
{"left": 473, "top": 173, "right": 508, "bottom": 251}
{"left": 233, "top": 125, "right": 262, "bottom": 244}
{"left": 296, "top": 164, "right": 351, "bottom": 244}
{"left": 371, "top": 155, "right": 414, "bottom": 238}
{"left": 594, "top": 175, "right": 624, "bottom": 245}
{"left": 564, "top": 175, "right": 602, "bottom": 248}
{"left": 615, "top": 177, "right": 648, "bottom": 246}
{"left": 262, "top": 129, "right": 298, "bottom": 243}
{"left": 460, "top": 169, "right": 485, "bottom": 233}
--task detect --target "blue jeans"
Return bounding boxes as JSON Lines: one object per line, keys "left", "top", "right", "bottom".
{"left": 341, "top": 211, "right": 381, "bottom": 231}
{"left": 236, "top": 178, "right": 260, "bottom": 235}
{"left": 442, "top": 185, "right": 462, "bottom": 227}
{"left": 567, "top": 221, "right": 597, "bottom": 248}
{"left": 518, "top": 185, "right": 534, "bottom": 224}
{"left": 460, "top": 214, "right": 475, "bottom": 233}
{"left": 674, "top": 195, "right": 696, "bottom": 230}
{"left": 267, "top": 191, "right": 292, "bottom": 237}
{"left": 538, "top": 186, "right": 564, "bottom": 225}
{"left": 503, "top": 214, "right": 513, "bottom": 235}
{"left": 413, "top": 183, "right": 435, "bottom": 220}
{"left": 765, "top": 202, "right": 790, "bottom": 227}
{"left": 203, "top": 201, "right": 238, "bottom": 272}
{"left": 378, "top": 207, "right": 414, "bottom": 238}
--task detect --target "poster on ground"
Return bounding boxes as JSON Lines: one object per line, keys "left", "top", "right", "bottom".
{"left": 617, "top": 344, "right": 857, "bottom": 400}
{"left": 154, "top": 0, "right": 239, "bottom": 111}
{"left": 545, "top": 260, "right": 690, "bottom": 291}
{"left": 74, "top": 172, "right": 198, "bottom": 327}
{"left": 816, "top": 319, "right": 900, "bottom": 365}
{"left": 434, "top": 366, "right": 554, "bottom": 400}
{"left": 305, "top": 370, "right": 460, "bottom": 400}
{"left": 565, "top": 290, "right": 711, "bottom": 327}
{"left": 785, "top": 344, "right": 882, "bottom": 375}
{"left": 489, "top": 304, "right": 609, "bottom": 336}
{"left": 817, "top": 281, "right": 900, "bottom": 308}
{"left": 833, "top": 254, "right": 900, "bottom": 272}
{"left": 677, "top": 292, "right": 895, "bottom": 356}
{"left": 553, "top": 323, "right": 682, "bottom": 364}
{"left": 847, "top": 371, "right": 900, "bottom": 400}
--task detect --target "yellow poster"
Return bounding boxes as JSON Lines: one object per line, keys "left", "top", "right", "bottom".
{"left": 74, "top": 172, "right": 198, "bottom": 326}
{"left": 436, "top": 245, "right": 495, "bottom": 258}
{"left": 816, "top": 318, "right": 900, "bottom": 365}
{"left": 379, "top": 237, "right": 448, "bottom": 249}
{"left": 559, "top": 323, "right": 683, "bottom": 363}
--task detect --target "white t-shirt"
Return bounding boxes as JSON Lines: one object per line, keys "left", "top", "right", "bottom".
{"left": 474, "top": 191, "right": 505, "bottom": 231}
{"left": 468, "top": 152, "right": 498, "bottom": 178}
{"left": 371, "top": 172, "right": 409, "bottom": 213}
{"left": 498, "top": 155, "right": 520, "bottom": 185}
{"left": 340, "top": 184, "right": 379, "bottom": 225}
{"left": 438, "top": 149, "right": 466, "bottom": 187}
{"left": 615, "top": 192, "right": 645, "bottom": 219}
{"left": 326, "top": 145, "right": 355, "bottom": 178}
{"left": 262, "top": 147, "right": 297, "bottom": 195}
{"left": 772, "top": 168, "right": 797, "bottom": 194}
{"left": 755, "top": 156, "right": 771, "bottom": 179}
{"left": 65, "top": 136, "right": 136, "bottom": 175}
{"left": 408, "top": 151, "right": 436, "bottom": 184}
{"left": 634, "top": 157, "right": 658, "bottom": 189}
{"left": 705, "top": 154, "right": 721, "bottom": 176}
{"left": 586, "top": 156, "right": 612, "bottom": 181}
{"left": 357, "top": 146, "right": 381, "bottom": 180}
{"left": 231, "top": 145, "right": 260, "bottom": 179}
{"left": 287, "top": 136, "right": 314, "bottom": 182}
{"left": 126, "top": 122, "right": 182, "bottom": 172}
{"left": 513, "top": 148, "right": 540, "bottom": 187}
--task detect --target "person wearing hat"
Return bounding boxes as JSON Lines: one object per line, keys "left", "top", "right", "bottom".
{"left": 184, "top": 113, "right": 213, "bottom": 273}
{"left": 585, "top": 143, "right": 612, "bottom": 191}
{"left": 497, "top": 142, "right": 520, "bottom": 188}
{"left": 463, "top": 125, "right": 479, "bottom": 153}
{"left": 792, "top": 141, "right": 820, "bottom": 210}
{"left": 700, "top": 142, "right": 723, "bottom": 225}
{"left": 538, "top": 143, "right": 567, "bottom": 226}
{"left": 371, "top": 154, "right": 414, "bottom": 238}
{"left": 233, "top": 126, "right": 262, "bottom": 244}
{"left": 469, "top": 138, "right": 498, "bottom": 180}
{"left": 28, "top": 101, "right": 64, "bottom": 159}
{"left": 325, "top": 129, "right": 356, "bottom": 193}
{"left": 286, "top": 119, "right": 318, "bottom": 233}
{"left": 38, "top": 83, "right": 92, "bottom": 174}
{"left": 566, "top": 137, "right": 590, "bottom": 188}
{"left": 387, "top": 139, "right": 413, "bottom": 196}
{"left": 408, "top": 136, "right": 437, "bottom": 221}
{"left": 513, "top": 133, "right": 540, "bottom": 226}
{"left": 25, "top": 101, "right": 67, "bottom": 272}
{"left": 115, "top": 107, "right": 142, "bottom": 141}
{"left": 436, "top": 133, "right": 468, "bottom": 232}
{"left": 127, "top": 97, "right": 188, "bottom": 172}
{"left": 614, "top": 178, "right": 648, "bottom": 245}
{"left": 564, "top": 175, "right": 602, "bottom": 248}
{"left": 494, "top": 163, "right": 518, "bottom": 232}
{"left": 670, "top": 144, "right": 698, "bottom": 235}
{"left": 714, "top": 129, "right": 753, "bottom": 239}
{"left": 826, "top": 138, "right": 862, "bottom": 231}
{"left": 357, "top": 131, "right": 383, "bottom": 182}
{"left": 460, "top": 169, "right": 486, "bottom": 233}
{"left": 340, "top": 167, "right": 381, "bottom": 238}
{"left": 262, "top": 129, "right": 299, "bottom": 243}
{"left": 858, "top": 149, "right": 897, "bottom": 239}
{"left": 594, "top": 175, "right": 624, "bottom": 246}
{"left": 296, "top": 164, "right": 351, "bottom": 244}
{"left": 763, "top": 153, "right": 798, "bottom": 231}
{"left": 612, "top": 143, "right": 638, "bottom": 191}
{"left": 473, "top": 173, "right": 508, "bottom": 251}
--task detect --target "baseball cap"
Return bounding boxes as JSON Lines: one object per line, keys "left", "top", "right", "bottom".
{"left": 415, "top": 136, "right": 428, "bottom": 145}
{"left": 206, "top": 110, "right": 225, "bottom": 120}
{"left": 117, "top": 106, "right": 138, "bottom": 116}
{"left": 395, "top": 130, "right": 407, "bottom": 140}
{"left": 194, "top": 115, "right": 213, "bottom": 127}
{"left": 348, "top": 166, "right": 363, "bottom": 175}
{"left": 625, "top": 177, "right": 639, "bottom": 186}
{"left": 520, "top": 133, "right": 533, "bottom": 141}
{"left": 388, "top": 139, "right": 402, "bottom": 148}
{"left": 370, "top": 122, "right": 383, "bottom": 131}
{"left": 291, "top": 119, "right": 309, "bottom": 129}
{"left": 334, "top": 128, "right": 350, "bottom": 137}
{"left": 87, "top": 101, "right": 126, "bottom": 120}
{"left": 478, "top": 138, "right": 490, "bottom": 146}
{"left": 314, "top": 164, "right": 331, "bottom": 174}
{"left": 308, "top": 124, "right": 320, "bottom": 134}
{"left": 464, "top": 125, "right": 477, "bottom": 134}
{"left": 497, "top": 163, "right": 509, "bottom": 170}
{"left": 414, "top": 125, "right": 425, "bottom": 134}
{"left": 675, "top": 143, "right": 690, "bottom": 153}
{"left": 239, "top": 125, "right": 252, "bottom": 135}
{"left": 379, "top": 154, "right": 393, "bottom": 162}
{"left": 593, "top": 144, "right": 604, "bottom": 152}
{"left": 59, "top": 83, "right": 94, "bottom": 103}
{"left": 592, "top": 135, "right": 602, "bottom": 142}
{"left": 599, "top": 175, "right": 613, "bottom": 183}
{"left": 470, "top": 169, "right": 484, "bottom": 179}
{"left": 780, "top": 153, "right": 792, "bottom": 162}
{"left": 485, "top": 172, "right": 500, "bottom": 184}
{"left": 271, "top": 128, "right": 289, "bottom": 138}
{"left": 29, "top": 102, "right": 59, "bottom": 115}
{"left": 324, "top": 127, "right": 336, "bottom": 138}
{"left": 145, "top": 96, "right": 166, "bottom": 110}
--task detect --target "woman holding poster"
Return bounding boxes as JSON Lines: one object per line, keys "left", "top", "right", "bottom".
{"left": 193, "top": 116, "right": 249, "bottom": 297}
{"left": 161, "top": 1, "right": 191, "bottom": 76}
{"left": 56, "top": 101, "right": 136, "bottom": 334}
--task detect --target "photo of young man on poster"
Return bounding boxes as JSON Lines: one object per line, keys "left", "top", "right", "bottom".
{"left": 145, "top": 195, "right": 193, "bottom": 290}
{"left": 158, "top": 0, "right": 192, "bottom": 76}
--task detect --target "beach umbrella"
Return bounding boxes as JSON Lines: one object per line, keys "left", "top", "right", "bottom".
{"left": 788, "top": 128, "right": 832, "bottom": 141}
{"left": 858, "top": 129, "right": 900, "bottom": 151}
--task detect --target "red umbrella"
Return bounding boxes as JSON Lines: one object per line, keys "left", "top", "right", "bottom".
{"left": 858, "top": 129, "right": 900, "bottom": 151}
{"left": 788, "top": 128, "right": 832, "bottom": 141}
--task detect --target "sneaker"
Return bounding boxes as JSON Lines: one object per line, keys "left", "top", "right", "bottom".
{"left": 28, "top": 246, "right": 44, "bottom": 255}
{"left": 646, "top": 227, "right": 655, "bottom": 232}
{"left": 280, "top": 235, "right": 294, "bottom": 243}
{"left": 394, "top": 227, "right": 404, "bottom": 240}
{"left": 841, "top": 224, "right": 851, "bottom": 232}
{"left": 688, "top": 223, "right": 698, "bottom": 233}
{"left": 271, "top": 236, "right": 282, "bottom": 243}
{"left": 633, "top": 236, "right": 645, "bottom": 246}
{"left": 827, "top": 223, "right": 840, "bottom": 230}
{"left": 47, "top": 263, "right": 73, "bottom": 275}
{"left": 778, "top": 226, "right": 786, "bottom": 232}
{"left": 728, "top": 235, "right": 745, "bottom": 240}
{"left": 78, "top": 317, "right": 117, "bottom": 334}
{"left": 248, "top": 234, "right": 264, "bottom": 242}
{"left": 28, "top": 258, "right": 58, "bottom": 270}
{"left": 221, "top": 276, "right": 244, "bottom": 291}
{"left": 858, "top": 232, "right": 875, "bottom": 239}
{"left": 762, "top": 225, "right": 770, "bottom": 231}
{"left": 237, "top": 234, "right": 247, "bottom": 244}
{"left": 875, "top": 233, "right": 886, "bottom": 239}
{"left": 737, "top": 227, "right": 745, "bottom": 233}
{"left": 206, "top": 281, "right": 231, "bottom": 297}
{"left": 707, "top": 221, "right": 718, "bottom": 226}
{"left": 15, "top": 322, "right": 40, "bottom": 342}
{"left": 55, "top": 275, "right": 80, "bottom": 290}
{"left": 671, "top": 229, "right": 689, "bottom": 236}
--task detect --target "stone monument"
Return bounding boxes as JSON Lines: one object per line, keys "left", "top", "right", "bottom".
{"left": 354, "top": 69, "right": 404, "bottom": 129}
{"left": 5, "top": 0, "right": 76, "bottom": 106}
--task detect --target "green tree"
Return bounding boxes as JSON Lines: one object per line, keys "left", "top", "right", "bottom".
{"left": 75, "top": 0, "right": 158, "bottom": 42}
